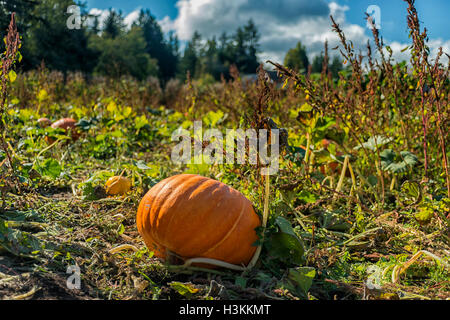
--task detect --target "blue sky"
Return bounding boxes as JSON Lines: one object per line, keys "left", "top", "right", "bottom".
{"left": 82, "top": 0, "right": 449, "bottom": 64}
{"left": 339, "top": 0, "right": 449, "bottom": 42}
{"left": 83, "top": 0, "right": 448, "bottom": 43}
{"left": 84, "top": 0, "right": 178, "bottom": 20}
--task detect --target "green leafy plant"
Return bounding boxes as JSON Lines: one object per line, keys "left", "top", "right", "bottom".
{"left": 266, "top": 216, "right": 305, "bottom": 266}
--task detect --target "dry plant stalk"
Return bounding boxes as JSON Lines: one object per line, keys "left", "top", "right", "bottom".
{"left": 405, "top": 0, "right": 449, "bottom": 196}
{"left": 0, "top": 13, "right": 20, "bottom": 177}
{"left": 269, "top": 0, "right": 449, "bottom": 201}
{"left": 406, "top": 0, "right": 430, "bottom": 178}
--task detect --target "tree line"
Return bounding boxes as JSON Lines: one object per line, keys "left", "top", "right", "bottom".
{"left": 1, "top": 0, "right": 342, "bottom": 83}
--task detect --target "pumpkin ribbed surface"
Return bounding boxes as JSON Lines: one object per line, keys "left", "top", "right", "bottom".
{"left": 136, "top": 174, "right": 261, "bottom": 266}
{"left": 51, "top": 118, "right": 80, "bottom": 141}
{"left": 37, "top": 117, "right": 51, "bottom": 128}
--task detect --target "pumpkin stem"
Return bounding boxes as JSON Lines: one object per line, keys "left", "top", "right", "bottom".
{"left": 108, "top": 244, "right": 139, "bottom": 254}
{"left": 391, "top": 250, "right": 449, "bottom": 284}
{"left": 182, "top": 258, "right": 246, "bottom": 271}
{"left": 321, "top": 175, "right": 334, "bottom": 188}
{"left": 334, "top": 155, "right": 349, "bottom": 198}
{"left": 246, "top": 172, "right": 270, "bottom": 269}
{"left": 347, "top": 160, "right": 358, "bottom": 196}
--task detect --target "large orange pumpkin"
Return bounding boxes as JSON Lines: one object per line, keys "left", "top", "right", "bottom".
{"left": 136, "top": 174, "right": 261, "bottom": 266}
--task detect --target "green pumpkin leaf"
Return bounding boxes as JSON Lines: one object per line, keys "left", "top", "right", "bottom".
{"left": 380, "top": 149, "right": 418, "bottom": 173}
{"left": 203, "top": 110, "right": 224, "bottom": 127}
{"left": 269, "top": 232, "right": 305, "bottom": 265}
{"left": 0, "top": 218, "right": 43, "bottom": 256}
{"left": 169, "top": 281, "right": 199, "bottom": 298}
{"left": 400, "top": 181, "right": 421, "bottom": 205}
{"left": 36, "top": 159, "right": 62, "bottom": 179}
{"left": 286, "top": 267, "right": 316, "bottom": 296}
{"left": 297, "top": 103, "right": 317, "bottom": 128}
{"left": 324, "top": 127, "right": 346, "bottom": 145}
{"left": 311, "top": 148, "right": 330, "bottom": 164}
{"left": 297, "top": 190, "right": 317, "bottom": 204}
{"left": 8, "top": 70, "right": 17, "bottom": 83}
{"left": 275, "top": 216, "right": 299, "bottom": 238}
{"left": 315, "top": 116, "right": 336, "bottom": 132}
{"left": 414, "top": 204, "right": 434, "bottom": 225}
{"left": 284, "top": 145, "right": 306, "bottom": 165}
{"left": 400, "top": 151, "right": 419, "bottom": 167}
{"left": 354, "top": 135, "right": 393, "bottom": 151}
{"left": 380, "top": 148, "right": 395, "bottom": 168}
{"left": 270, "top": 217, "right": 305, "bottom": 265}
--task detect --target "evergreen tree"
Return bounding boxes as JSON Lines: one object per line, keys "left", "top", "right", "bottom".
{"left": 284, "top": 41, "right": 309, "bottom": 73}
{"left": 217, "top": 32, "right": 232, "bottom": 73}
{"left": 102, "top": 9, "right": 125, "bottom": 39}
{"left": 134, "top": 9, "right": 178, "bottom": 82}
{"left": 167, "top": 31, "right": 179, "bottom": 57}
{"left": 0, "top": 0, "right": 39, "bottom": 40}
{"left": 90, "top": 14, "right": 101, "bottom": 35}
{"left": 311, "top": 54, "right": 325, "bottom": 73}
{"left": 178, "top": 20, "right": 261, "bottom": 80}
{"left": 311, "top": 54, "right": 342, "bottom": 78}
{"left": 329, "top": 55, "right": 343, "bottom": 78}
{"left": 178, "top": 31, "right": 201, "bottom": 79}
{"left": 242, "top": 19, "right": 260, "bottom": 73}
{"left": 23, "top": 0, "right": 96, "bottom": 73}
{"left": 229, "top": 19, "right": 260, "bottom": 74}
{"left": 1, "top": 2, "right": 265, "bottom": 82}
{"left": 89, "top": 26, "right": 158, "bottom": 80}
{"left": 198, "top": 36, "right": 226, "bottom": 79}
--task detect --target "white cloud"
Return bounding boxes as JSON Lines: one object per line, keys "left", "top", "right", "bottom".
{"left": 87, "top": 8, "right": 109, "bottom": 29}
{"left": 87, "top": 1, "right": 449, "bottom": 68}
{"left": 160, "top": 0, "right": 450, "bottom": 69}
{"left": 257, "top": 2, "right": 369, "bottom": 65}
{"left": 169, "top": 0, "right": 330, "bottom": 41}
{"left": 426, "top": 39, "right": 450, "bottom": 65}
{"left": 162, "top": 1, "right": 369, "bottom": 68}
{"left": 381, "top": 39, "right": 450, "bottom": 66}
{"left": 124, "top": 9, "right": 141, "bottom": 29}
{"left": 159, "top": 15, "right": 175, "bottom": 34}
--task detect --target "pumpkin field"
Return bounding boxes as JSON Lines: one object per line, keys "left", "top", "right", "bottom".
{"left": 0, "top": 1, "right": 449, "bottom": 301}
